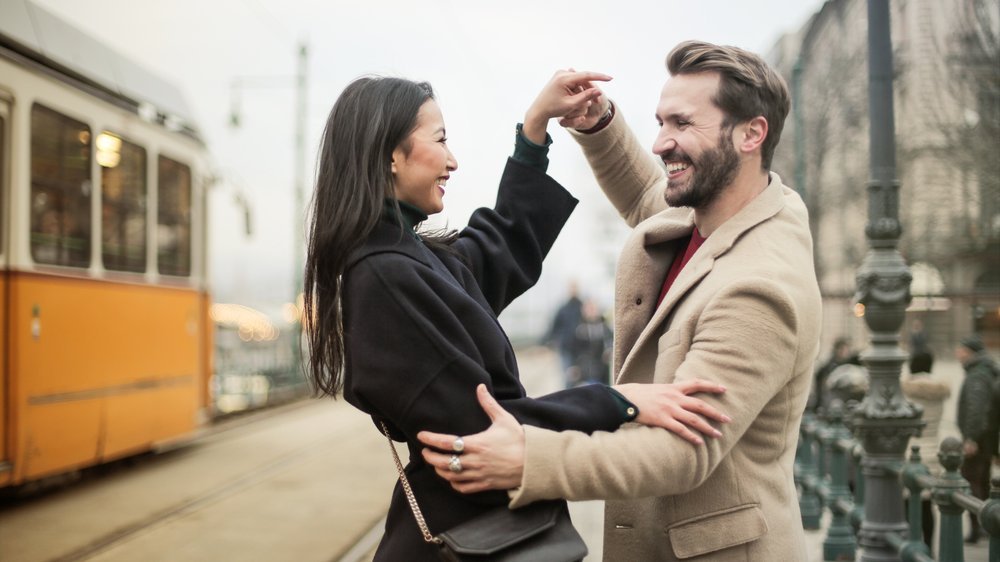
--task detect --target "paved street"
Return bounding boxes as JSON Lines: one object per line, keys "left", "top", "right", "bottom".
{"left": 0, "top": 348, "right": 991, "bottom": 561}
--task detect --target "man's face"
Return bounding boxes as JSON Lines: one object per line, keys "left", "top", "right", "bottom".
{"left": 653, "top": 72, "right": 741, "bottom": 209}
{"left": 955, "top": 345, "right": 972, "bottom": 365}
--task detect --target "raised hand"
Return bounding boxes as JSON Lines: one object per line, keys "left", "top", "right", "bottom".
{"left": 613, "top": 380, "right": 731, "bottom": 445}
{"left": 522, "top": 69, "right": 612, "bottom": 145}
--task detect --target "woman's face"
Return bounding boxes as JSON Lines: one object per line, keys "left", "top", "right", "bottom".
{"left": 391, "top": 99, "right": 458, "bottom": 215}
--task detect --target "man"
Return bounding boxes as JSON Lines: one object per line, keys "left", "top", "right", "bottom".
{"left": 955, "top": 335, "right": 999, "bottom": 544}
{"left": 418, "top": 40, "right": 821, "bottom": 561}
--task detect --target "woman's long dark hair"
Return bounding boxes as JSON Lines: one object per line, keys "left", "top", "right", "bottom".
{"left": 304, "top": 76, "right": 439, "bottom": 396}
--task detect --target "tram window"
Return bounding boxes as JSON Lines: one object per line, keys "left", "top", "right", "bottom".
{"left": 100, "top": 133, "right": 147, "bottom": 273}
{"left": 157, "top": 155, "right": 191, "bottom": 277}
{"left": 30, "top": 105, "right": 92, "bottom": 268}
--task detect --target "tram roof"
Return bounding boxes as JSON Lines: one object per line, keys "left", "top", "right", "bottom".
{"left": 0, "top": 0, "right": 202, "bottom": 141}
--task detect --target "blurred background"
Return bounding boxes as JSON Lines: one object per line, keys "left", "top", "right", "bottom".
{"left": 0, "top": 0, "right": 997, "bottom": 560}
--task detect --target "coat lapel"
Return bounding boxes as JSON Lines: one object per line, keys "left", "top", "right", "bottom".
{"left": 612, "top": 209, "right": 693, "bottom": 378}
{"left": 614, "top": 174, "right": 790, "bottom": 383}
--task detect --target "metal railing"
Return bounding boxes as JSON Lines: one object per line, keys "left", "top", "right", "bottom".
{"left": 796, "top": 402, "right": 1000, "bottom": 561}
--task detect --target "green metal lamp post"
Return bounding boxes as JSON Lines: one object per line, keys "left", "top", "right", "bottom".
{"left": 851, "top": 1, "right": 925, "bottom": 560}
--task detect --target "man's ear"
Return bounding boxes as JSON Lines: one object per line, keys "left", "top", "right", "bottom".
{"left": 739, "top": 116, "right": 768, "bottom": 155}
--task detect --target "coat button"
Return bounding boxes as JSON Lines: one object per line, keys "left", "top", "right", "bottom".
{"left": 626, "top": 407, "right": 636, "bottom": 417}
{"left": 635, "top": 297, "right": 642, "bottom": 305}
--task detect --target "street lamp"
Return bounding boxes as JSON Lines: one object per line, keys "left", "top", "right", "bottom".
{"left": 852, "top": 2, "right": 924, "bottom": 560}
{"left": 228, "top": 40, "right": 309, "bottom": 379}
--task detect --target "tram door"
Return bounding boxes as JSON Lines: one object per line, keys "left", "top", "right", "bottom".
{"left": 0, "top": 98, "right": 8, "bottom": 475}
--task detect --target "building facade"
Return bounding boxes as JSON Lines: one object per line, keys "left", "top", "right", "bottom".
{"left": 768, "top": 0, "right": 1000, "bottom": 358}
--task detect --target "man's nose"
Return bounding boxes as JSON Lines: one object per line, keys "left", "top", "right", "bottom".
{"left": 652, "top": 131, "right": 676, "bottom": 156}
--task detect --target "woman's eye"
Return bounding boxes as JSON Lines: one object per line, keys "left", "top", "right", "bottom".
{"left": 439, "top": 138, "right": 448, "bottom": 144}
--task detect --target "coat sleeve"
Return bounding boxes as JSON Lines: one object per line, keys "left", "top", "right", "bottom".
{"left": 568, "top": 102, "right": 668, "bottom": 228}
{"left": 452, "top": 158, "right": 578, "bottom": 315}
{"left": 344, "top": 257, "right": 628, "bottom": 446}
{"left": 509, "top": 279, "right": 801, "bottom": 507}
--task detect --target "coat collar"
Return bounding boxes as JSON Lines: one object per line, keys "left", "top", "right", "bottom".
{"left": 615, "top": 172, "right": 789, "bottom": 381}
{"left": 345, "top": 217, "right": 433, "bottom": 271}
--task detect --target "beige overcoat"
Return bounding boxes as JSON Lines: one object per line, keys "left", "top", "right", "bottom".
{"left": 508, "top": 108, "right": 822, "bottom": 561}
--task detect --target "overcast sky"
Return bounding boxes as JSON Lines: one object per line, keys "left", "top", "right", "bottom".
{"left": 33, "top": 0, "right": 823, "bottom": 333}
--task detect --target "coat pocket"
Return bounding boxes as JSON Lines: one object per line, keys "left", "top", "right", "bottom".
{"left": 666, "top": 503, "right": 768, "bottom": 559}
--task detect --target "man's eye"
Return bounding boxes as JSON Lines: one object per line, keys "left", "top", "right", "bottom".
{"left": 439, "top": 138, "right": 448, "bottom": 144}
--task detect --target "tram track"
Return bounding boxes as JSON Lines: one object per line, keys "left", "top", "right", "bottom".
{"left": 1, "top": 397, "right": 396, "bottom": 562}
{"left": 52, "top": 428, "right": 341, "bottom": 561}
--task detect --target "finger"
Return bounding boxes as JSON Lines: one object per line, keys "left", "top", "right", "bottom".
{"left": 476, "top": 384, "right": 514, "bottom": 424}
{"left": 567, "top": 88, "right": 601, "bottom": 107}
{"left": 562, "top": 71, "right": 613, "bottom": 84}
{"left": 421, "top": 447, "right": 454, "bottom": 469}
{"left": 682, "top": 397, "right": 732, "bottom": 424}
{"left": 453, "top": 480, "right": 491, "bottom": 494}
{"left": 665, "top": 420, "right": 704, "bottom": 445}
{"left": 417, "top": 430, "right": 459, "bottom": 451}
{"left": 678, "top": 411, "right": 723, "bottom": 438}
{"left": 678, "top": 379, "right": 727, "bottom": 395}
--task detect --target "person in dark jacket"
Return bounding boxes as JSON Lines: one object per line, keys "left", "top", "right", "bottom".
{"left": 955, "top": 335, "right": 999, "bottom": 544}
{"left": 568, "top": 299, "right": 613, "bottom": 386}
{"left": 302, "top": 73, "right": 730, "bottom": 561}
{"left": 908, "top": 318, "right": 935, "bottom": 374}
{"left": 545, "top": 282, "right": 583, "bottom": 387}
{"left": 808, "top": 337, "right": 857, "bottom": 413}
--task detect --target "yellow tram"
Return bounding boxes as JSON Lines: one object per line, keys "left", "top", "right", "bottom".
{"left": 0, "top": 0, "right": 213, "bottom": 487}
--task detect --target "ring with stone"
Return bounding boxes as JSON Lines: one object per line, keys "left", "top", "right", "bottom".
{"left": 452, "top": 437, "right": 465, "bottom": 453}
{"left": 448, "top": 455, "right": 463, "bottom": 473}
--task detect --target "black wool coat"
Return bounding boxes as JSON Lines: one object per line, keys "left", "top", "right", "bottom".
{"left": 342, "top": 158, "right": 630, "bottom": 561}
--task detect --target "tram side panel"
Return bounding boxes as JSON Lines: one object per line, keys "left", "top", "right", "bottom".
{"left": 9, "top": 275, "right": 203, "bottom": 482}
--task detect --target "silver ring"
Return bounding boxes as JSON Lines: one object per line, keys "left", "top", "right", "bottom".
{"left": 448, "top": 455, "right": 463, "bottom": 473}
{"left": 452, "top": 437, "right": 465, "bottom": 453}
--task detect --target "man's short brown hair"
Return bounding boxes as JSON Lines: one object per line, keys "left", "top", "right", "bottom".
{"left": 667, "top": 41, "right": 790, "bottom": 170}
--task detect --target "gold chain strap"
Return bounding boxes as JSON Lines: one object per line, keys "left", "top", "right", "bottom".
{"left": 379, "top": 421, "right": 443, "bottom": 545}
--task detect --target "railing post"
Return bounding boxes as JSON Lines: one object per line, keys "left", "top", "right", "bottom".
{"left": 985, "top": 477, "right": 1000, "bottom": 561}
{"left": 824, "top": 402, "right": 857, "bottom": 560}
{"left": 799, "top": 412, "right": 823, "bottom": 529}
{"left": 901, "top": 445, "right": 931, "bottom": 558}
{"left": 851, "top": 442, "right": 866, "bottom": 534}
{"left": 933, "top": 437, "right": 968, "bottom": 562}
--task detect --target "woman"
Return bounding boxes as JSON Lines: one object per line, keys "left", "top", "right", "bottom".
{"left": 303, "top": 72, "right": 728, "bottom": 560}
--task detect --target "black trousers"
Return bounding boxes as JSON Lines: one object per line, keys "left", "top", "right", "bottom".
{"left": 960, "top": 445, "right": 993, "bottom": 537}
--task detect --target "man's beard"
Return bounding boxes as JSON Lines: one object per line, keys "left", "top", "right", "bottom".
{"left": 664, "top": 128, "right": 740, "bottom": 209}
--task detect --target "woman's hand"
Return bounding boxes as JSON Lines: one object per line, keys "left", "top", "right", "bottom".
{"left": 522, "top": 70, "right": 612, "bottom": 144}
{"left": 614, "top": 380, "right": 731, "bottom": 445}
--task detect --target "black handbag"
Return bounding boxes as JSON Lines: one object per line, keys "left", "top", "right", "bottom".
{"left": 379, "top": 422, "right": 588, "bottom": 561}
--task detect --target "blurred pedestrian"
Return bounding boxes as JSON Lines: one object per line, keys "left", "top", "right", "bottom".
{"left": 955, "top": 334, "right": 999, "bottom": 544}
{"left": 901, "top": 364, "right": 951, "bottom": 552}
{"left": 809, "top": 337, "right": 857, "bottom": 413}
{"left": 568, "top": 299, "right": 612, "bottom": 386}
{"left": 303, "top": 73, "right": 727, "bottom": 561}
{"left": 544, "top": 281, "right": 583, "bottom": 387}
{"left": 908, "top": 318, "right": 934, "bottom": 374}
